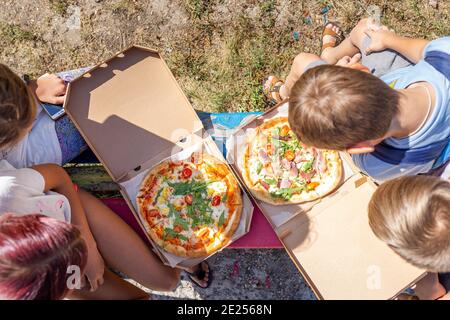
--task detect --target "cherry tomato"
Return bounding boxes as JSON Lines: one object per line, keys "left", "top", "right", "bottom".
{"left": 285, "top": 149, "right": 295, "bottom": 161}
{"left": 181, "top": 167, "right": 192, "bottom": 179}
{"left": 185, "top": 194, "right": 193, "bottom": 205}
{"left": 211, "top": 195, "right": 221, "bottom": 206}
{"left": 307, "top": 181, "right": 320, "bottom": 190}
{"left": 280, "top": 125, "right": 290, "bottom": 137}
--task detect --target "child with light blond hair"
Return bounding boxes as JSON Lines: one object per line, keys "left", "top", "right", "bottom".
{"left": 368, "top": 175, "right": 450, "bottom": 300}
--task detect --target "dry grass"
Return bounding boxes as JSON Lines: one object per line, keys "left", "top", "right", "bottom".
{"left": 0, "top": 0, "right": 448, "bottom": 112}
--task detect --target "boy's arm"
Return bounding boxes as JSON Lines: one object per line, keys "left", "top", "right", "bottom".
{"left": 32, "top": 163, "right": 105, "bottom": 291}
{"left": 364, "top": 27, "right": 430, "bottom": 64}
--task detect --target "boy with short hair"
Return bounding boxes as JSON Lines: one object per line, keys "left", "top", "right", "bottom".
{"left": 368, "top": 175, "right": 450, "bottom": 300}
{"left": 283, "top": 18, "right": 449, "bottom": 181}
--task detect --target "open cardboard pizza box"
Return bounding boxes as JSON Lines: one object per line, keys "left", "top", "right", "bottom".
{"left": 226, "top": 101, "right": 426, "bottom": 300}
{"left": 63, "top": 45, "right": 254, "bottom": 269}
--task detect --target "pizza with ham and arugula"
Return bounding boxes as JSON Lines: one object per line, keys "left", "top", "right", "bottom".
{"left": 137, "top": 152, "right": 243, "bottom": 257}
{"left": 243, "top": 117, "right": 342, "bottom": 205}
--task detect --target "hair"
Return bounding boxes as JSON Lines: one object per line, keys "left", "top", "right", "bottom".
{"left": 0, "top": 63, "right": 37, "bottom": 149}
{"left": 288, "top": 65, "right": 401, "bottom": 150}
{"left": 368, "top": 176, "right": 450, "bottom": 272}
{"left": 0, "top": 214, "right": 87, "bottom": 300}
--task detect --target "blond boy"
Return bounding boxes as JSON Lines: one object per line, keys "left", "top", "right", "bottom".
{"left": 368, "top": 176, "right": 450, "bottom": 300}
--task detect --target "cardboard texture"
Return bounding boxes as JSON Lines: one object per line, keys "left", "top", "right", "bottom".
{"left": 64, "top": 45, "right": 253, "bottom": 269}
{"left": 227, "top": 101, "right": 425, "bottom": 300}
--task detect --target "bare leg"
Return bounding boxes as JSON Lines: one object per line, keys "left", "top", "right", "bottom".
{"left": 321, "top": 37, "right": 360, "bottom": 64}
{"left": 348, "top": 18, "right": 373, "bottom": 53}
{"left": 68, "top": 269, "right": 149, "bottom": 300}
{"left": 77, "top": 189, "right": 181, "bottom": 292}
{"left": 279, "top": 53, "right": 322, "bottom": 99}
{"left": 412, "top": 273, "right": 446, "bottom": 300}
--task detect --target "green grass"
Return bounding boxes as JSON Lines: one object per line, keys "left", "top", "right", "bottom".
{"left": 48, "top": 0, "right": 73, "bottom": 16}
{"left": 0, "top": 23, "right": 36, "bottom": 42}
{"left": 1, "top": 0, "right": 449, "bottom": 111}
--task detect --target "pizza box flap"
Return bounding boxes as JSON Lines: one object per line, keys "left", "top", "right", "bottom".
{"left": 276, "top": 178, "right": 426, "bottom": 300}
{"left": 64, "top": 45, "right": 203, "bottom": 181}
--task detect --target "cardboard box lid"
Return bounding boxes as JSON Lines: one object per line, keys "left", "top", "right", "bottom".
{"left": 278, "top": 180, "right": 425, "bottom": 299}
{"left": 64, "top": 45, "right": 203, "bottom": 181}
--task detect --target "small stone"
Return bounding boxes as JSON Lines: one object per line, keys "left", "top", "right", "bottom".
{"left": 428, "top": 0, "right": 438, "bottom": 9}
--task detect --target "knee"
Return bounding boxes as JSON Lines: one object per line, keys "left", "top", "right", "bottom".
{"left": 293, "top": 52, "right": 321, "bottom": 73}
{"left": 349, "top": 18, "right": 370, "bottom": 44}
{"left": 163, "top": 269, "right": 181, "bottom": 291}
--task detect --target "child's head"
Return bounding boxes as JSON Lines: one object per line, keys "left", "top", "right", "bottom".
{"left": 288, "top": 65, "right": 400, "bottom": 153}
{"left": 0, "top": 214, "right": 87, "bottom": 300}
{"left": 368, "top": 176, "right": 450, "bottom": 272}
{"left": 0, "top": 64, "right": 37, "bottom": 150}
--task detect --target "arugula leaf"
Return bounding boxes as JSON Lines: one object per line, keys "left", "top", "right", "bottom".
{"left": 270, "top": 187, "right": 305, "bottom": 201}
{"left": 178, "top": 234, "right": 188, "bottom": 241}
{"left": 154, "top": 187, "right": 164, "bottom": 203}
{"left": 168, "top": 181, "right": 209, "bottom": 196}
{"left": 300, "top": 160, "right": 314, "bottom": 173}
{"left": 256, "top": 161, "right": 263, "bottom": 174}
{"left": 218, "top": 211, "right": 225, "bottom": 227}
{"left": 163, "top": 227, "right": 188, "bottom": 241}
{"left": 175, "top": 217, "right": 189, "bottom": 231}
{"left": 264, "top": 177, "right": 278, "bottom": 185}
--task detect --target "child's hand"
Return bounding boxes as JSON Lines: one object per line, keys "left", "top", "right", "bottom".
{"left": 336, "top": 53, "right": 362, "bottom": 67}
{"left": 82, "top": 232, "right": 105, "bottom": 292}
{"left": 31, "top": 73, "right": 67, "bottom": 105}
{"left": 364, "top": 24, "right": 396, "bottom": 55}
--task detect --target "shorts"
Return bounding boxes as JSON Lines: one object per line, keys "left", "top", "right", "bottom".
{"left": 305, "top": 35, "right": 413, "bottom": 77}
{"left": 55, "top": 115, "right": 88, "bottom": 164}
{"left": 53, "top": 67, "right": 92, "bottom": 164}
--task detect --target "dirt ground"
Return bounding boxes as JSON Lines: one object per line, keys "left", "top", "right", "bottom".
{"left": 1, "top": 0, "right": 448, "bottom": 112}
{"left": 0, "top": 0, "right": 448, "bottom": 300}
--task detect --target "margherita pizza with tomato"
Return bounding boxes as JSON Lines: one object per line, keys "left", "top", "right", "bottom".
{"left": 243, "top": 117, "right": 342, "bottom": 205}
{"left": 137, "top": 152, "right": 243, "bottom": 257}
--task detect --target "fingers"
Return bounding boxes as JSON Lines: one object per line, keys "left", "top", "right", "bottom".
{"left": 349, "top": 53, "right": 362, "bottom": 64}
{"left": 51, "top": 95, "right": 66, "bottom": 105}
{"left": 87, "top": 273, "right": 105, "bottom": 292}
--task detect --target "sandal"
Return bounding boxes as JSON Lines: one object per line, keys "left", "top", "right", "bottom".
{"left": 186, "top": 261, "right": 212, "bottom": 289}
{"left": 263, "top": 75, "right": 284, "bottom": 106}
{"left": 321, "top": 22, "right": 344, "bottom": 54}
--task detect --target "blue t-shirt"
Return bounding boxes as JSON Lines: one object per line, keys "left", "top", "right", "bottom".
{"left": 353, "top": 37, "right": 450, "bottom": 182}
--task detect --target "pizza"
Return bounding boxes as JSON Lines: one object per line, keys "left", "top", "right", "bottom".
{"left": 137, "top": 152, "right": 243, "bottom": 257}
{"left": 243, "top": 117, "right": 342, "bottom": 205}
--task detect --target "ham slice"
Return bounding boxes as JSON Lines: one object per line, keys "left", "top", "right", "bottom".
{"left": 281, "top": 158, "right": 292, "bottom": 170}
{"left": 280, "top": 178, "right": 292, "bottom": 189}
{"left": 294, "top": 150, "right": 302, "bottom": 163}
{"left": 300, "top": 169, "right": 316, "bottom": 181}
{"left": 258, "top": 149, "right": 270, "bottom": 164}
{"left": 260, "top": 180, "right": 270, "bottom": 190}
{"left": 289, "top": 162, "right": 298, "bottom": 177}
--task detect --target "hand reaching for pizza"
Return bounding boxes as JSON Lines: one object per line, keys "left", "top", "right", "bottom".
{"left": 82, "top": 233, "right": 105, "bottom": 292}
